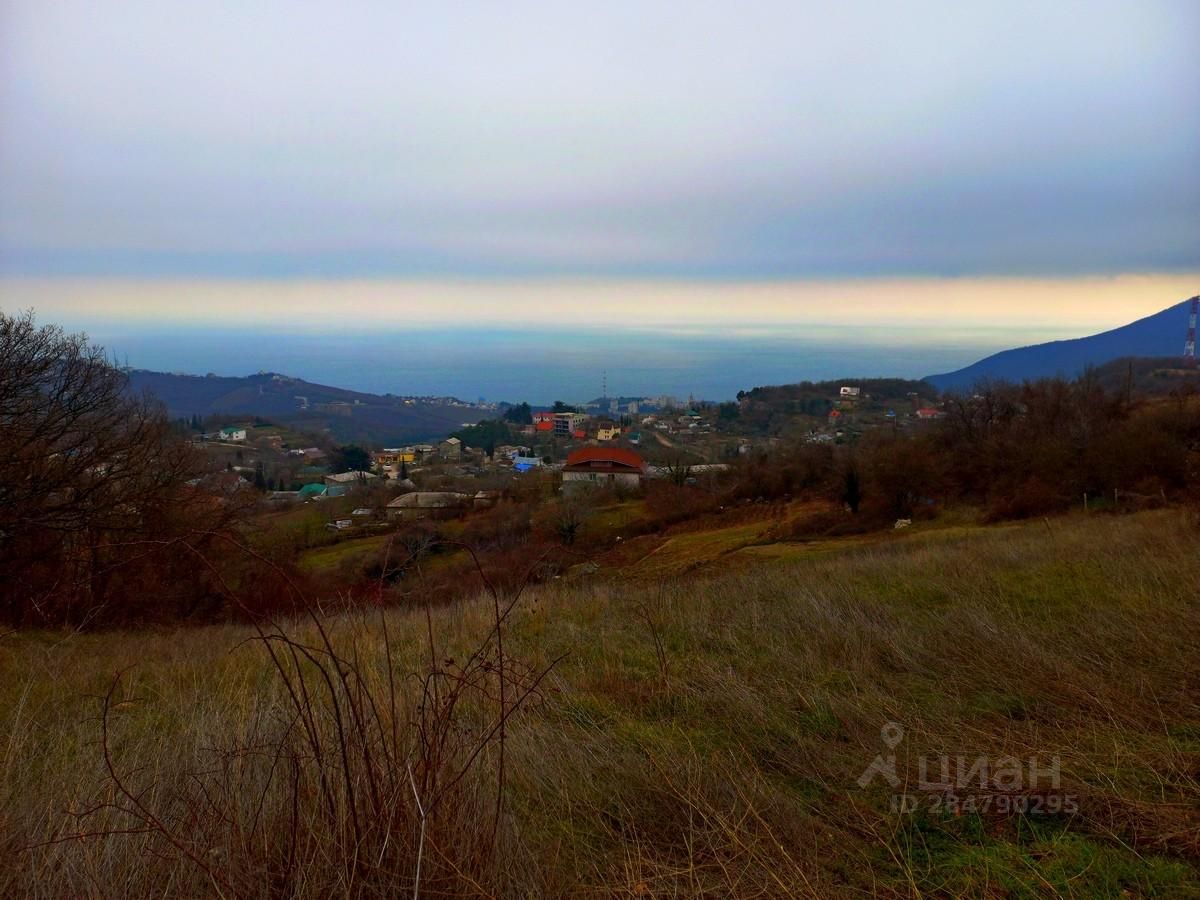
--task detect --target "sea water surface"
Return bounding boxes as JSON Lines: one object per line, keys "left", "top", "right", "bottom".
{"left": 83, "top": 325, "right": 1000, "bottom": 403}
{"left": 6, "top": 275, "right": 1191, "bottom": 404}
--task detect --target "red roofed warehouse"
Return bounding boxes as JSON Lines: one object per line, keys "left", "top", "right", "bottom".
{"left": 562, "top": 447, "right": 646, "bottom": 492}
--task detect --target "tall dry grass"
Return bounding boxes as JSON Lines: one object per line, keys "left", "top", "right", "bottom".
{"left": 2, "top": 510, "right": 1198, "bottom": 896}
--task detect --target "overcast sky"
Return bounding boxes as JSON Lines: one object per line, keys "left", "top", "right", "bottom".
{"left": 1, "top": 1, "right": 1197, "bottom": 279}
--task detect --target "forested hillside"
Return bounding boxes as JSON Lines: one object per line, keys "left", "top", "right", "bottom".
{"left": 127, "top": 369, "right": 488, "bottom": 444}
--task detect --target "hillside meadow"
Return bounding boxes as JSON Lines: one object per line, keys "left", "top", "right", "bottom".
{"left": 2, "top": 509, "right": 1198, "bottom": 897}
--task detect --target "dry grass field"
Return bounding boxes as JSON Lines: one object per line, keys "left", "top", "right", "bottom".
{"left": 2, "top": 509, "right": 1198, "bottom": 897}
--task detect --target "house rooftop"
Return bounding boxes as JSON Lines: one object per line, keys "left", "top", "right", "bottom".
{"left": 386, "top": 491, "right": 471, "bottom": 509}
{"left": 325, "top": 470, "right": 378, "bottom": 483}
{"left": 564, "top": 447, "right": 646, "bottom": 472}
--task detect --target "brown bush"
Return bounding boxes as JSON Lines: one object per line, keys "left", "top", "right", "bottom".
{"left": 642, "top": 481, "right": 723, "bottom": 530}
{"left": 985, "top": 475, "right": 1068, "bottom": 521}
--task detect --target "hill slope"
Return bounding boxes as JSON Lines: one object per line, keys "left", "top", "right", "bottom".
{"left": 927, "top": 296, "right": 1196, "bottom": 390}
{"left": 128, "top": 369, "right": 488, "bottom": 444}
{"left": 3, "top": 510, "right": 1197, "bottom": 895}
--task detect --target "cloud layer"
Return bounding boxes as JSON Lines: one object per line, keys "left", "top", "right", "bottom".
{"left": 2, "top": 1, "right": 1197, "bottom": 277}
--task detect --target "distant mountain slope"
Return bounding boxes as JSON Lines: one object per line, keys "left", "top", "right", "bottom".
{"left": 127, "top": 370, "right": 489, "bottom": 444}
{"left": 927, "top": 297, "right": 1196, "bottom": 391}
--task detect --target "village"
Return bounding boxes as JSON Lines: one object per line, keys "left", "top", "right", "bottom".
{"left": 183, "top": 378, "right": 944, "bottom": 541}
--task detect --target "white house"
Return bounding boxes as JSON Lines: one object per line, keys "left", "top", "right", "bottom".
{"left": 386, "top": 491, "right": 472, "bottom": 520}
{"left": 219, "top": 426, "right": 247, "bottom": 442}
{"left": 324, "top": 470, "right": 378, "bottom": 487}
{"left": 562, "top": 447, "right": 646, "bottom": 492}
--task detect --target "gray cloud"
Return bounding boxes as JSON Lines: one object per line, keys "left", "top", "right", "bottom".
{"left": 1, "top": 0, "right": 1197, "bottom": 277}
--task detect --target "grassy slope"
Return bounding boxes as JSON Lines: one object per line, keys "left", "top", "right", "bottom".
{"left": 2, "top": 510, "right": 1198, "bottom": 896}
{"left": 297, "top": 533, "right": 392, "bottom": 574}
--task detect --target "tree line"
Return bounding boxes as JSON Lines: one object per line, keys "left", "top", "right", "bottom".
{"left": 730, "top": 373, "right": 1200, "bottom": 523}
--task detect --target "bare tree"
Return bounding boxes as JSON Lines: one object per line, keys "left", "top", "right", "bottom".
{"left": 0, "top": 311, "right": 212, "bottom": 625}
{"left": 551, "top": 496, "right": 592, "bottom": 546}
{"left": 663, "top": 455, "right": 694, "bottom": 488}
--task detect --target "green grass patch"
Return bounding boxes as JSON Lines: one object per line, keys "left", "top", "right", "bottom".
{"left": 297, "top": 533, "right": 390, "bottom": 573}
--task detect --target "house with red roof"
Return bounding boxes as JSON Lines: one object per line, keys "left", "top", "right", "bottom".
{"left": 562, "top": 447, "right": 646, "bottom": 492}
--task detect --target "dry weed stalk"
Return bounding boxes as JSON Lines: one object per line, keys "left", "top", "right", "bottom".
{"left": 41, "top": 530, "right": 564, "bottom": 896}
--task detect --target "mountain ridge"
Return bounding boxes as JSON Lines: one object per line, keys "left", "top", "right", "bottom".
{"left": 927, "top": 297, "right": 1196, "bottom": 390}
{"left": 127, "top": 369, "right": 489, "bottom": 444}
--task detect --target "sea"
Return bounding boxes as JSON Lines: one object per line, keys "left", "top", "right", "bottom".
{"left": 88, "top": 325, "right": 999, "bottom": 404}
